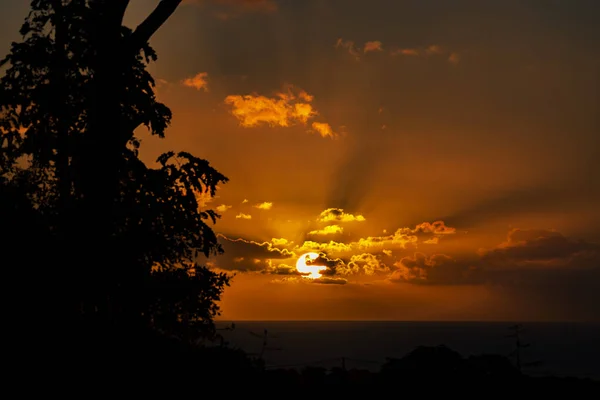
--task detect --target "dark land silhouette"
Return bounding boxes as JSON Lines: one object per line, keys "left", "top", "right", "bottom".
{"left": 1, "top": 1, "right": 598, "bottom": 392}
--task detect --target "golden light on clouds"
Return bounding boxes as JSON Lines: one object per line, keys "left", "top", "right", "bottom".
{"left": 318, "top": 208, "right": 366, "bottom": 223}
{"left": 235, "top": 213, "right": 252, "bottom": 219}
{"left": 224, "top": 86, "right": 315, "bottom": 127}
{"left": 253, "top": 201, "right": 273, "bottom": 210}
{"left": 311, "top": 122, "right": 337, "bottom": 138}
{"left": 224, "top": 86, "right": 337, "bottom": 138}
{"left": 296, "top": 252, "right": 327, "bottom": 279}
{"left": 308, "top": 225, "right": 344, "bottom": 236}
{"left": 216, "top": 204, "right": 232, "bottom": 213}
{"left": 182, "top": 72, "right": 209, "bottom": 91}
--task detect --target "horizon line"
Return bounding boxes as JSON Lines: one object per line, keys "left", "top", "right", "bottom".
{"left": 215, "top": 319, "right": 599, "bottom": 324}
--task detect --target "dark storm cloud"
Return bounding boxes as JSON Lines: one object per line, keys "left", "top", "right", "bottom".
{"left": 313, "top": 277, "right": 347, "bottom": 285}
{"left": 390, "top": 252, "right": 482, "bottom": 285}
{"left": 480, "top": 228, "right": 600, "bottom": 270}
{"left": 305, "top": 252, "right": 345, "bottom": 277}
{"left": 208, "top": 234, "right": 294, "bottom": 272}
{"left": 390, "top": 228, "right": 600, "bottom": 287}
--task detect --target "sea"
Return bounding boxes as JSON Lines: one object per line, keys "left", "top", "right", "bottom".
{"left": 216, "top": 321, "right": 600, "bottom": 380}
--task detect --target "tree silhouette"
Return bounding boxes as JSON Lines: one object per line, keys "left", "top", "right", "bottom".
{"left": 0, "top": 0, "right": 228, "bottom": 348}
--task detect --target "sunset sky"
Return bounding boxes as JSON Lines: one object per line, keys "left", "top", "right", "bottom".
{"left": 2, "top": 0, "right": 599, "bottom": 321}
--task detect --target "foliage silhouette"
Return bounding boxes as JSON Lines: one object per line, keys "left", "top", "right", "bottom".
{"left": 0, "top": 0, "right": 229, "bottom": 357}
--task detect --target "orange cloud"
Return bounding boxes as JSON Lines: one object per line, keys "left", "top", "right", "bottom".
{"left": 337, "top": 39, "right": 458, "bottom": 65}
{"left": 308, "top": 225, "right": 344, "bottom": 236}
{"left": 391, "top": 48, "right": 420, "bottom": 56}
{"left": 182, "top": 72, "right": 209, "bottom": 91}
{"left": 235, "top": 213, "right": 252, "bottom": 219}
{"left": 271, "top": 238, "right": 291, "bottom": 246}
{"left": 318, "top": 208, "right": 366, "bottom": 223}
{"left": 411, "top": 221, "right": 456, "bottom": 235}
{"left": 335, "top": 38, "right": 360, "bottom": 60}
{"left": 253, "top": 201, "right": 273, "bottom": 210}
{"left": 224, "top": 87, "right": 315, "bottom": 127}
{"left": 294, "top": 240, "right": 353, "bottom": 254}
{"left": 216, "top": 204, "right": 232, "bottom": 213}
{"left": 390, "top": 44, "right": 459, "bottom": 64}
{"left": 346, "top": 253, "right": 389, "bottom": 275}
{"left": 311, "top": 122, "right": 337, "bottom": 138}
{"left": 224, "top": 86, "right": 336, "bottom": 138}
{"left": 363, "top": 41, "right": 383, "bottom": 53}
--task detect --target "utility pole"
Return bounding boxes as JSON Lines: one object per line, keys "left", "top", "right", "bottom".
{"left": 215, "top": 322, "right": 235, "bottom": 348}
{"left": 506, "top": 324, "right": 529, "bottom": 373}
{"left": 249, "top": 328, "right": 281, "bottom": 361}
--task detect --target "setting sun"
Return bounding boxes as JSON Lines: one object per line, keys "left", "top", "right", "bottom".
{"left": 296, "top": 252, "right": 327, "bottom": 279}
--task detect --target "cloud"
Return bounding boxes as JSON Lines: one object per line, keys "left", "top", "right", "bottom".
{"left": 305, "top": 252, "right": 346, "bottom": 277}
{"left": 335, "top": 38, "right": 360, "bottom": 60}
{"left": 211, "top": 235, "right": 296, "bottom": 272}
{"left": 224, "top": 90, "right": 315, "bottom": 127}
{"left": 411, "top": 221, "right": 457, "bottom": 235}
{"left": 352, "top": 231, "right": 418, "bottom": 252}
{"left": 308, "top": 225, "right": 343, "bottom": 236}
{"left": 363, "top": 41, "right": 383, "bottom": 53}
{"left": 271, "top": 237, "right": 291, "bottom": 246}
{"left": 346, "top": 253, "right": 389, "bottom": 276}
{"left": 294, "top": 240, "right": 353, "bottom": 254}
{"left": 393, "top": 48, "right": 420, "bottom": 56}
{"left": 295, "top": 221, "right": 454, "bottom": 257}
{"left": 389, "top": 44, "right": 458, "bottom": 64}
{"left": 224, "top": 85, "right": 337, "bottom": 138}
{"left": 479, "top": 228, "right": 600, "bottom": 270}
{"left": 265, "top": 262, "right": 301, "bottom": 276}
{"left": 182, "top": 72, "right": 209, "bottom": 91}
{"left": 477, "top": 229, "right": 600, "bottom": 320}
{"left": 216, "top": 204, "right": 232, "bottom": 213}
{"left": 235, "top": 213, "right": 252, "bottom": 219}
{"left": 241, "top": 199, "right": 249, "bottom": 203}
{"left": 318, "top": 208, "right": 366, "bottom": 223}
{"left": 253, "top": 201, "right": 273, "bottom": 210}
{"left": 311, "top": 122, "right": 337, "bottom": 138}
{"left": 313, "top": 277, "right": 348, "bottom": 285}
{"left": 337, "top": 39, "right": 459, "bottom": 64}
{"left": 390, "top": 253, "right": 480, "bottom": 285}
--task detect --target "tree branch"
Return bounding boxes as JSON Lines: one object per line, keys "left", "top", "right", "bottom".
{"left": 128, "top": 0, "right": 182, "bottom": 53}
{"left": 113, "top": 0, "right": 131, "bottom": 27}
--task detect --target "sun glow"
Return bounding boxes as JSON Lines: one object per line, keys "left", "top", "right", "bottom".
{"left": 296, "top": 252, "right": 327, "bottom": 279}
